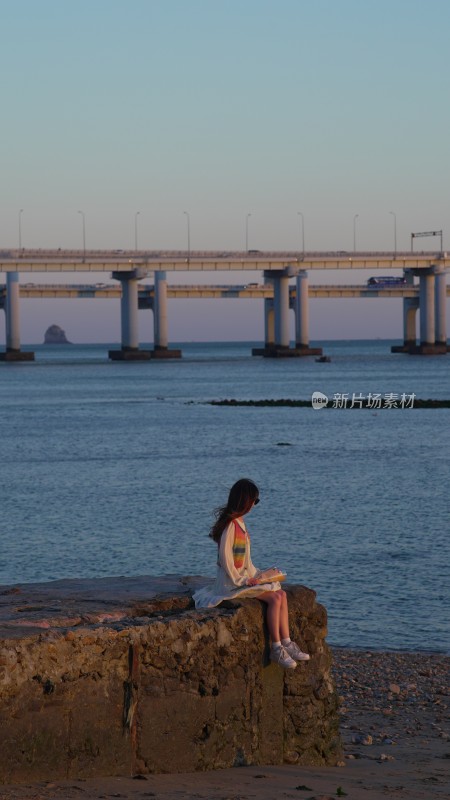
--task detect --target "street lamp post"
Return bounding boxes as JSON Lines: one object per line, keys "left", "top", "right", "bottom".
{"left": 245, "top": 213, "right": 251, "bottom": 251}
{"left": 183, "top": 211, "right": 190, "bottom": 259}
{"left": 389, "top": 211, "right": 397, "bottom": 256}
{"left": 18, "top": 209, "right": 23, "bottom": 250}
{"left": 297, "top": 211, "right": 305, "bottom": 258}
{"left": 353, "top": 214, "right": 359, "bottom": 253}
{"left": 77, "top": 210, "right": 86, "bottom": 259}
{"left": 134, "top": 211, "right": 140, "bottom": 251}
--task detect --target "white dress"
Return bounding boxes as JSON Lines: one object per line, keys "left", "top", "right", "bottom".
{"left": 193, "top": 517, "right": 282, "bottom": 609}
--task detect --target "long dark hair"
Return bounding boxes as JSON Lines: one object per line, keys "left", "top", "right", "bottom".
{"left": 209, "top": 478, "right": 259, "bottom": 544}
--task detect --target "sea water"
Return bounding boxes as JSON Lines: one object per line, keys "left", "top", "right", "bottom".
{"left": 1, "top": 339, "right": 449, "bottom": 654}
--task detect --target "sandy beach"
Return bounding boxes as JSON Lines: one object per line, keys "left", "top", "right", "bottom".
{"left": 0, "top": 648, "right": 448, "bottom": 800}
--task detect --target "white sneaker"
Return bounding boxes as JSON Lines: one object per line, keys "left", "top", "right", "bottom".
{"left": 270, "top": 645, "right": 297, "bottom": 670}
{"left": 284, "top": 641, "right": 310, "bottom": 662}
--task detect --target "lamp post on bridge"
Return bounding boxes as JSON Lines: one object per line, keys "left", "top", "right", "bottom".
{"left": 77, "top": 210, "right": 86, "bottom": 260}
{"left": 18, "top": 209, "right": 23, "bottom": 251}
{"left": 245, "top": 213, "right": 251, "bottom": 251}
{"left": 134, "top": 211, "right": 140, "bottom": 251}
{"left": 183, "top": 211, "right": 190, "bottom": 260}
{"left": 389, "top": 211, "right": 397, "bottom": 256}
{"left": 353, "top": 214, "right": 359, "bottom": 253}
{"left": 297, "top": 211, "right": 305, "bottom": 258}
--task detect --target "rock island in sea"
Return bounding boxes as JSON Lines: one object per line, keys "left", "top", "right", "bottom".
{"left": 43, "top": 324, "right": 71, "bottom": 344}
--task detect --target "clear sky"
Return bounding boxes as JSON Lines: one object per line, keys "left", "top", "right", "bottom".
{"left": 1, "top": 0, "right": 449, "bottom": 343}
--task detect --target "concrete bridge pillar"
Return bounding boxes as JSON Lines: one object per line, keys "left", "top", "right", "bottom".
{"left": 0, "top": 273, "right": 34, "bottom": 362}
{"left": 274, "top": 273, "right": 290, "bottom": 348}
{"left": 252, "top": 275, "right": 274, "bottom": 354}
{"left": 151, "top": 271, "right": 181, "bottom": 358}
{"left": 419, "top": 272, "right": 435, "bottom": 347}
{"left": 154, "top": 271, "right": 168, "bottom": 349}
{"left": 391, "top": 290, "right": 419, "bottom": 353}
{"left": 263, "top": 274, "right": 274, "bottom": 348}
{"left": 292, "top": 270, "right": 322, "bottom": 356}
{"left": 252, "top": 266, "right": 322, "bottom": 358}
{"left": 6, "top": 272, "right": 21, "bottom": 351}
{"left": 403, "top": 271, "right": 418, "bottom": 348}
{"left": 135, "top": 272, "right": 181, "bottom": 359}
{"left": 392, "top": 268, "right": 447, "bottom": 354}
{"left": 434, "top": 266, "right": 448, "bottom": 348}
{"left": 264, "top": 298, "right": 274, "bottom": 348}
{"left": 404, "top": 298, "right": 419, "bottom": 346}
{"left": 295, "top": 270, "right": 309, "bottom": 349}
{"left": 109, "top": 269, "right": 152, "bottom": 360}
{"left": 415, "top": 268, "right": 447, "bottom": 353}
{"left": 253, "top": 269, "right": 290, "bottom": 356}
{"left": 253, "top": 268, "right": 322, "bottom": 357}
{"left": 122, "top": 275, "right": 140, "bottom": 349}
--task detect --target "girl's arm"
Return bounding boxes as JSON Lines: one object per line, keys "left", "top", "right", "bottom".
{"left": 218, "top": 522, "right": 250, "bottom": 587}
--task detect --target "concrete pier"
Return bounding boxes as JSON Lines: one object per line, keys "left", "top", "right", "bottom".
{"left": 253, "top": 268, "right": 322, "bottom": 357}
{"left": 264, "top": 297, "right": 275, "bottom": 349}
{"left": 151, "top": 271, "right": 181, "bottom": 359}
{"left": 0, "top": 575, "right": 341, "bottom": 783}
{"left": 420, "top": 271, "right": 435, "bottom": 347}
{"left": 435, "top": 265, "right": 448, "bottom": 347}
{"left": 253, "top": 270, "right": 292, "bottom": 356}
{"left": 293, "top": 271, "right": 322, "bottom": 356}
{"left": 391, "top": 273, "right": 419, "bottom": 353}
{"left": 109, "top": 269, "right": 152, "bottom": 360}
{"left": 405, "top": 298, "right": 419, "bottom": 348}
{"left": 392, "top": 267, "right": 448, "bottom": 354}
{"left": 252, "top": 275, "right": 275, "bottom": 355}
{"left": 109, "top": 272, "right": 181, "bottom": 361}
{"left": 274, "top": 271, "right": 290, "bottom": 349}
{"left": 0, "top": 273, "right": 34, "bottom": 361}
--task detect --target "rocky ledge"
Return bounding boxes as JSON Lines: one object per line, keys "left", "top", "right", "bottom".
{"left": 0, "top": 576, "right": 342, "bottom": 783}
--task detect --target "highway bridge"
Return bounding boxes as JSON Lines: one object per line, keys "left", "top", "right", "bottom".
{"left": 0, "top": 248, "right": 449, "bottom": 274}
{"left": 0, "top": 250, "right": 448, "bottom": 360}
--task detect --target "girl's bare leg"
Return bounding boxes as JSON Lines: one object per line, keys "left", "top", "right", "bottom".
{"left": 259, "top": 590, "right": 309, "bottom": 665}
{"left": 258, "top": 591, "right": 282, "bottom": 641}
{"left": 258, "top": 590, "right": 290, "bottom": 642}
{"left": 279, "top": 590, "right": 290, "bottom": 640}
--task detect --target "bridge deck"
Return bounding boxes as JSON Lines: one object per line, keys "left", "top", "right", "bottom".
{"left": 0, "top": 249, "right": 448, "bottom": 273}
{"left": 0, "top": 283, "right": 440, "bottom": 300}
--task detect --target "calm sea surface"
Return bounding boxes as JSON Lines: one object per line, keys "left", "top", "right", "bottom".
{"left": 1, "top": 339, "right": 449, "bottom": 654}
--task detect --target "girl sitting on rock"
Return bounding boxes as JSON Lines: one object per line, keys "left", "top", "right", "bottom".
{"left": 193, "top": 477, "right": 310, "bottom": 670}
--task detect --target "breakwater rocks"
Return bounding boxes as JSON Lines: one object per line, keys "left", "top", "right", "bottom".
{"left": 204, "top": 398, "right": 450, "bottom": 409}
{"left": 0, "top": 576, "right": 342, "bottom": 783}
